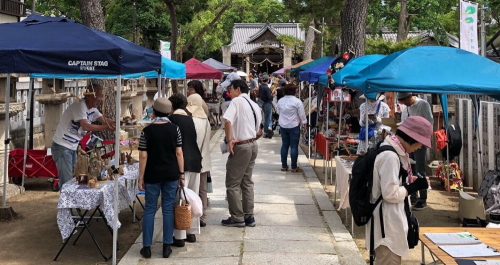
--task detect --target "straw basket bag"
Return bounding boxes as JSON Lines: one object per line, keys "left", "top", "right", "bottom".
{"left": 174, "top": 187, "right": 192, "bottom": 230}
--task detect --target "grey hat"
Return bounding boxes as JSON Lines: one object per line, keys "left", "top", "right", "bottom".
{"left": 397, "top": 92, "right": 412, "bottom": 100}
{"left": 262, "top": 74, "right": 270, "bottom": 81}
{"left": 221, "top": 72, "right": 241, "bottom": 88}
{"left": 153, "top": 97, "right": 172, "bottom": 114}
{"left": 278, "top": 79, "right": 287, "bottom": 86}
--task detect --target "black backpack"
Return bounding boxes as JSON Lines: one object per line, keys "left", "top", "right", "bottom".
{"left": 442, "top": 123, "right": 462, "bottom": 160}
{"left": 350, "top": 142, "right": 395, "bottom": 226}
{"left": 349, "top": 142, "right": 400, "bottom": 264}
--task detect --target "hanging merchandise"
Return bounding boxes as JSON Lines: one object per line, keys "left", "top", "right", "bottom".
{"left": 434, "top": 111, "right": 447, "bottom": 151}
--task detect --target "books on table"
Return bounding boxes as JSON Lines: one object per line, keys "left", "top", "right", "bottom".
{"left": 424, "top": 232, "right": 481, "bottom": 245}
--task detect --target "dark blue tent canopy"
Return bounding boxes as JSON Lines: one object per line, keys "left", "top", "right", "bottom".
{"left": 297, "top": 57, "right": 336, "bottom": 83}
{"left": 0, "top": 14, "right": 161, "bottom": 75}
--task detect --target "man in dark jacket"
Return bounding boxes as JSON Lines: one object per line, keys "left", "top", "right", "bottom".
{"left": 258, "top": 74, "right": 273, "bottom": 138}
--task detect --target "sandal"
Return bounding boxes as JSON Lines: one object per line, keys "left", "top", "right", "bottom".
{"left": 291, "top": 167, "right": 302, "bottom": 172}
{"left": 281, "top": 167, "right": 288, "bottom": 172}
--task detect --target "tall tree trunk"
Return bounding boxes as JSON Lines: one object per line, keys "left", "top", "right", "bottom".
{"left": 165, "top": 0, "right": 179, "bottom": 93}
{"left": 341, "top": 0, "right": 369, "bottom": 56}
{"left": 313, "top": 20, "right": 323, "bottom": 59}
{"left": 79, "top": 0, "right": 115, "bottom": 140}
{"left": 303, "top": 19, "right": 316, "bottom": 60}
{"left": 396, "top": 0, "right": 409, "bottom": 41}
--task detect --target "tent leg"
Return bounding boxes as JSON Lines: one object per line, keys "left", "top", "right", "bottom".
{"left": 157, "top": 73, "right": 161, "bottom": 97}
{"left": 112, "top": 76, "right": 121, "bottom": 265}
{"left": 21, "top": 78, "right": 34, "bottom": 192}
{"left": 161, "top": 78, "right": 166, "bottom": 98}
{"left": 365, "top": 99, "right": 369, "bottom": 151}
{"left": 308, "top": 84, "right": 312, "bottom": 159}
{"left": 337, "top": 89, "right": 344, "bottom": 156}
{"left": 2, "top": 74, "right": 11, "bottom": 208}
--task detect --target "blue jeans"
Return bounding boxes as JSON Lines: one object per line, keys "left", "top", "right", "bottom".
{"left": 280, "top": 126, "right": 300, "bottom": 169}
{"left": 410, "top": 146, "right": 428, "bottom": 202}
{"left": 51, "top": 142, "right": 77, "bottom": 188}
{"left": 143, "top": 180, "right": 178, "bottom": 246}
{"left": 263, "top": 102, "right": 272, "bottom": 133}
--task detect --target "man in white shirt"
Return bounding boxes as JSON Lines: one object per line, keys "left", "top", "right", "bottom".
{"left": 222, "top": 79, "right": 263, "bottom": 227}
{"left": 51, "top": 84, "right": 115, "bottom": 188}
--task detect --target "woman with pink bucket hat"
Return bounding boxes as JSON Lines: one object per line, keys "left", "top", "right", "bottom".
{"left": 366, "top": 116, "right": 431, "bottom": 265}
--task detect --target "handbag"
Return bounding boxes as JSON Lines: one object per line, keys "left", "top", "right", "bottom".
{"left": 359, "top": 101, "right": 381, "bottom": 141}
{"left": 434, "top": 111, "right": 447, "bottom": 151}
{"left": 174, "top": 187, "right": 192, "bottom": 230}
{"left": 207, "top": 172, "right": 213, "bottom": 193}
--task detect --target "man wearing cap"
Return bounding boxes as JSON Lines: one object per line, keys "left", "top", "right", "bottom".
{"left": 258, "top": 74, "right": 274, "bottom": 138}
{"left": 397, "top": 92, "right": 433, "bottom": 210}
{"left": 222, "top": 79, "right": 263, "bottom": 227}
{"left": 367, "top": 116, "right": 431, "bottom": 264}
{"left": 51, "top": 84, "right": 116, "bottom": 188}
{"left": 357, "top": 92, "right": 390, "bottom": 154}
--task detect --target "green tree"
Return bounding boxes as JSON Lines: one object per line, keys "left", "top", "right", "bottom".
{"left": 365, "top": 37, "right": 421, "bottom": 54}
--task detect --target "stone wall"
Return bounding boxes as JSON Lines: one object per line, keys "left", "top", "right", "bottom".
{"left": 10, "top": 124, "right": 45, "bottom": 150}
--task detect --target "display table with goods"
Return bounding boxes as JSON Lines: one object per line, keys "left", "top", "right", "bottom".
{"left": 55, "top": 163, "right": 139, "bottom": 261}
{"left": 420, "top": 227, "right": 500, "bottom": 265}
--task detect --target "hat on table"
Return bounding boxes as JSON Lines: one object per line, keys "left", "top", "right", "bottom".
{"left": 398, "top": 116, "right": 433, "bottom": 148}
{"left": 153, "top": 97, "right": 172, "bottom": 114}
{"left": 186, "top": 94, "right": 207, "bottom": 119}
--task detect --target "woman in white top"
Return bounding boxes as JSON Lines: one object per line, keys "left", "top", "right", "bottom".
{"left": 277, "top": 84, "right": 307, "bottom": 172}
{"left": 357, "top": 92, "right": 391, "bottom": 154}
{"left": 367, "top": 116, "right": 431, "bottom": 264}
{"left": 186, "top": 94, "right": 212, "bottom": 228}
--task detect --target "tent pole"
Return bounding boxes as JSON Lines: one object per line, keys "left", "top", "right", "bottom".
{"left": 21, "top": 78, "right": 34, "bottom": 192}
{"left": 162, "top": 78, "right": 166, "bottom": 98}
{"left": 308, "top": 84, "right": 312, "bottom": 159}
{"left": 112, "top": 75, "right": 121, "bottom": 265}
{"left": 157, "top": 73, "right": 161, "bottom": 97}
{"left": 2, "top": 74, "right": 11, "bottom": 208}
{"left": 337, "top": 88, "right": 344, "bottom": 157}
{"left": 365, "top": 98, "right": 369, "bottom": 151}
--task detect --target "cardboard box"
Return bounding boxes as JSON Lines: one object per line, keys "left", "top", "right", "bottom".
{"left": 459, "top": 191, "right": 486, "bottom": 221}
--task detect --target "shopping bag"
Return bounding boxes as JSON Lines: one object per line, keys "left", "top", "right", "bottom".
{"left": 174, "top": 187, "right": 192, "bottom": 230}
{"left": 181, "top": 187, "right": 203, "bottom": 219}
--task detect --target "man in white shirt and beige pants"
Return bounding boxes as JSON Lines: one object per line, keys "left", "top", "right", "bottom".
{"left": 221, "top": 79, "right": 263, "bottom": 227}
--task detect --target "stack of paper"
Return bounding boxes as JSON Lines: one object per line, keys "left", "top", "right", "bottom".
{"left": 439, "top": 244, "right": 500, "bottom": 258}
{"left": 424, "top": 232, "right": 481, "bottom": 245}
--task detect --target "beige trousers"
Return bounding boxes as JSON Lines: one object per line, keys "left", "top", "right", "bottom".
{"left": 375, "top": 245, "right": 402, "bottom": 265}
{"left": 199, "top": 172, "right": 208, "bottom": 223}
{"left": 225, "top": 142, "right": 258, "bottom": 222}
{"left": 174, "top": 172, "right": 200, "bottom": 239}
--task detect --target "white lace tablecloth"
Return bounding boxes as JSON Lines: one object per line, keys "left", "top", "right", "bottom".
{"left": 57, "top": 163, "right": 139, "bottom": 239}
{"left": 335, "top": 156, "right": 353, "bottom": 210}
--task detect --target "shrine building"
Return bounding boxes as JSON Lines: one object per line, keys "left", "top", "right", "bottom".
{"left": 222, "top": 23, "right": 306, "bottom": 75}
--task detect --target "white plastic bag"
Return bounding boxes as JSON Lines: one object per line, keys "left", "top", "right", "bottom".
{"left": 180, "top": 187, "right": 203, "bottom": 219}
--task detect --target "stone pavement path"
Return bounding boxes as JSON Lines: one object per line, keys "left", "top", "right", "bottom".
{"left": 119, "top": 129, "right": 365, "bottom": 265}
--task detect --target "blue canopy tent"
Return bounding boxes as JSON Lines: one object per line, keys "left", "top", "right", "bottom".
{"left": 31, "top": 56, "right": 186, "bottom": 79}
{"left": 0, "top": 14, "right": 161, "bottom": 264}
{"left": 343, "top": 46, "right": 500, "bottom": 173}
{"left": 297, "top": 57, "right": 336, "bottom": 83}
{"left": 291, "top": 56, "right": 334, "bottom": 75}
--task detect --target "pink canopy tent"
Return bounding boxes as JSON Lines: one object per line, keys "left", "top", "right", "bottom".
{"left": 272, "top": 64, "right": 292, "bottom": 75}
{"left": 185, "top": 58, "right": 223, "bottom": 79}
